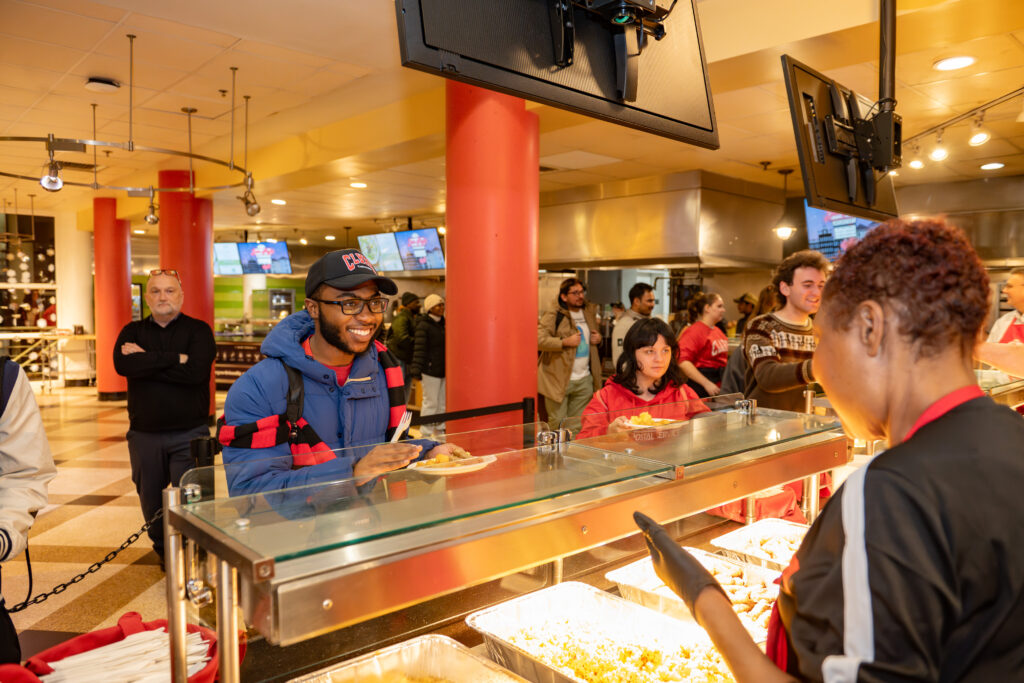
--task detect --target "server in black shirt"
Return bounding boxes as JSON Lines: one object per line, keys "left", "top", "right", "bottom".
{"left": 636, "top": 217, "right": 1024, "bottom": 682}
{"left": 114, "top": 269, "right": 215, "bottom": 561}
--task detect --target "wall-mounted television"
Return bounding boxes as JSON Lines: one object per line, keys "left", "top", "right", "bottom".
{"left": 396, "top": 0, "right": 717, "bottom": 148}
{"left": 213, "top": 242, "right": 244, "bottom": 275}
{"left": 237, "top": 242, "right": 293, "bottom": 275}
{"left": 357, "top": 233, "right": 405, "bottom": 272}
{"left": 804, "top": 200, "right": 880, "bottom": 262}
{"left": 395, "top": 228, "right": 445, "bottom": 270}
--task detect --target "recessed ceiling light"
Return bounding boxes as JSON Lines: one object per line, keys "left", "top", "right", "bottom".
{"left": 349, "top": 182, "right": 367, "bottom": 189}
{"left": 980, "top": 162, "right": 1005, "bottom": 170}
{"left": 84, "top": 77, "right": 120, "bottom": 93}
{"left": 270, "top": 198, "right": 286, "bottom": 206}
{"left": 932, "top": 56, "right": 974, "bottom": 71}
{"left": 299, "top": 237, "right": 308, "bottom": 245}
{"left": 133, "top": 229, "right": 146, "bottom": 235}
{"left": 325, "top": 234, "right": 336, "bottom": 241}
{"left": 909, "top": 159, "right": 925, "bottom": 170}
{"left": 266, "top": 237, "right": 278, "bottom": 243}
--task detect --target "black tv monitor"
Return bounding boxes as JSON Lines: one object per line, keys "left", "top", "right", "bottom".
{"left": 237, "top": 242, "right": 293, "bottom": 275}
{"left": 357, "top": 233, "right": 405, "bottom": 272}
{"left": 395, "top": 228, "right": 445, "bottom": 270}
{"left": 804, "top": 200, "right": 880, "bottom": 262}
{"left": 213, "top": 242, "right": 243, "bottom": 276}
{"left": 782, "top": 55, "right": 899, "bottom": 222}
{"left": 396, "top": 0, "right": 718, "bottom": 148}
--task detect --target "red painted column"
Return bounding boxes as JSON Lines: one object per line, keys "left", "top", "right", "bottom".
{"left": 445, "top": 81, "right": 539, "bottom": 435}
{"left": 93, "top": 197, "right": 130, "bottom": 399}
{"left": 158, "top": 170, "right": 215, "bottom": 416}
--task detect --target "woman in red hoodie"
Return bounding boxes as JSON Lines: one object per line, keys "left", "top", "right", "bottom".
{"left": 676, "top": 291, "right": 730, "bottom": 398}
{"left": 578, "top": 318, "right": 707, "bottom": 438}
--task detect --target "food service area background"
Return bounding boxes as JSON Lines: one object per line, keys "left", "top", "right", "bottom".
{"left": 0, "top": 0, "right": 1023, "bottom": 681}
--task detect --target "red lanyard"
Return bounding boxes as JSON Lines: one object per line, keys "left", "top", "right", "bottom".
{"left": 902, "top": 384, "right": 984, "bottom": 442}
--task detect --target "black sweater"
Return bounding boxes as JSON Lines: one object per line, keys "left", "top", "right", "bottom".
{"left": 113, "top": 313, "right": 216, "bottom": 432}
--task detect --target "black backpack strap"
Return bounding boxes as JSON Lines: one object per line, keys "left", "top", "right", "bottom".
{"left": 0, "top": 356, "right": 12, "bottom": 417}
{"left": 554, "top": 311, "right": 566, "bottom": 336}
{"left": 282, "top": 361, "right": 305, "bottom": 443}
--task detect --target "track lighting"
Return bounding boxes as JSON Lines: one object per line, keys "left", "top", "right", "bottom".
{"left": 39, "top": 151, "right": 62, "bottom": 192}
{"left": 237, "top": 173, "right": 260, "bottom": 217}
{"left": 968, "top": 114, "right": 990, "bottom": 146}
{"left": 144, "top": 187, "right": 159, "bottom": 225}
{"left": 929, "top": 130, "right": 948, "bottom": 161}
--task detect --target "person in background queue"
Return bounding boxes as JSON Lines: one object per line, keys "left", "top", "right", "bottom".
{"left": 0, "top": 358, "right": 55, "bottom": 664}
{"left": 113, "top": 269, "right": 215, "bottom": 562}
{"left": 743, "top": 251, "right": 829, "bottom": 411}
{"left": 387, "top": 291, "right": 421, "bottom": 397}
{"left": 721, "top": 285, "right": 776, "bottom": 395}
{"left": 733, "top": 292, "right": 757, "bottom": 336}
{"left": 219, "top": 249, "right": 454, "bottom": 495}
{"left": 410, "top": 293, "right": 446, "bottom": 438}
{"left": 677, "top": 292, "right": 729, "bottom": 398}
{"left": 987, "top": 267, "right": 1024, "bottom": 345}
{"left": 537, "top": 277, "right": 602, "bottom": 425}
{"left": 578, "top": 318, "right": 707, "bottom": 438}
{"left": 635, "top": 217, "right": 1024, "bottom": 682}
{"left": 612, "top": 282, "right": 655, "bottom": 366}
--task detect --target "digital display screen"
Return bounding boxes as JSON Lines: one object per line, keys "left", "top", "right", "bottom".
{"left": 213, "top": 242, "right": 243, "bottom": 275}
{"left": 804, "top": 201, "right": 879, "bottom": 262}
{"left": 357, "top": 233, "right": 404, "bottom": 272}
{"left": 237, "top": 242, "right": 293, "bottom": 274}
{"left": 394, "top": 228, "right": 445, "bottom": 270}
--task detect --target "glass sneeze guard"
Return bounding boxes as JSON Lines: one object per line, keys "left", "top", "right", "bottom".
{"left": 178, "top": 421, "right": 672, "bottom": 563}
{"left": 560, "top": 396, "right": 842, "bottom": 470}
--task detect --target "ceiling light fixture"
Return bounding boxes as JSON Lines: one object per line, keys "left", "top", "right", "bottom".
{"left": 238, "top": 173, "right": 260, "bottom": 217}
{"left": 773, "top": 169, "right": 796, "bottom": 241}
{"left": 929, "top": 129, "right": 948, "bottom": 161}
{"left": 0, "top": 34, "right": 258, "bottom": 217}
{"left": 968, "top": 114, "right": 990, "bottom": 146}
{"left": 84, "top": 77, "right": 120, "bottom": 93}
{"left": 325, "top": 234, "right": 336, "bottom": 241}
{"left": 143, "top": 187, "right": 159, "bottom": 225}
{"left": 299, "top": 237, "right": 308, "bottom": 245}
{"left": 133, "top": 229, "right": 146, "bottom": 235}
{"left": 932, "top": 55, "right": 974, "bottom": 71}
{"left": 437, "top": 226, "right": 446, "bottom": 235}
{"left": 270, "top": 198, "right": 286, "bottom": 205}
{"left": 349, "top": 182, "right": 367, "bottom": 189}
{"left": 980, "top": 162, "right": 1005, "bottom": 170}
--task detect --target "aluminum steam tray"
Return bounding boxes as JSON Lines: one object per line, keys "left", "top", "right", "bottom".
{"left": 287, "top": 634, "right": 527, "bottom": 683}
{"left": 605, "top": 548, "right": 779, "bottom": 642}
{"left": 709, "top": 518, "right": 809, "bottom": 571}
{"left": 466, "top": 581, "right": 730, "bottom": 683}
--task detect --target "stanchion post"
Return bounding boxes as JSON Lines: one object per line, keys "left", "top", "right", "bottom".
{"left": 216, "top": 556, "right": 240, "bottom": 683}
{"left": 744, "top": 496, "right": 756, "bottom": 525}
{"left": 163, "top": 486, "right": 188, "bottom": 683}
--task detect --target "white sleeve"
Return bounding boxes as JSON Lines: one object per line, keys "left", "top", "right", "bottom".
{"left": 987, "top": 313, "right": 1011, "bottom": 343}
{"left": 0, "top": 366, "right": 56, "bottom": 561}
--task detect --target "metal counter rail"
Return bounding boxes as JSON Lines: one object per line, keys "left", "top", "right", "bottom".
{"left": 164, "top": 427, "right": 848, "bottom": 683}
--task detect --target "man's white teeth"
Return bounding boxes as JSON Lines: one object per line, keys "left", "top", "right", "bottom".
{"left": 350, "top": 328, "right": 371, "bottom": 337}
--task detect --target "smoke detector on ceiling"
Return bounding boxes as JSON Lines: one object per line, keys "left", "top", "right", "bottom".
{"left": 84, "top": 77, "right": 120, "bottom": 93}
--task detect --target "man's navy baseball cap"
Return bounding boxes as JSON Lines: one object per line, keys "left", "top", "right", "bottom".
{"left": 304, "top": 249, "right": 398, "bottom": 298}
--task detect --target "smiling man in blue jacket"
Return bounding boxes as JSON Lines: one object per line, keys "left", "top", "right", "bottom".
{"left": 219, "top": 248, "right": 452, "bottom": 496}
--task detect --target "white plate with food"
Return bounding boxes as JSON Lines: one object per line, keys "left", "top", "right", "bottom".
{"left": 408, "top": 453, "right": 497, "bottom": 475}
{"left": 622, "top": 412, "right": 684, "bottom": 430}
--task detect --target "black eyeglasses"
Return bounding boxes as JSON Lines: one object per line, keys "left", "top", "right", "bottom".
{"left": 311, "top": 296, "right": 389, "bottom": 315}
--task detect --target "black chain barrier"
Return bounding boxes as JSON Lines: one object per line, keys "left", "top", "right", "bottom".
{"left": 8, "top": 509, "right": 163, "bottom": 613}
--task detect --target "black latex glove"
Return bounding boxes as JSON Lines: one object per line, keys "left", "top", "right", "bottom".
{"left": 634, "top": 511, "right": 729, "bottom": 615}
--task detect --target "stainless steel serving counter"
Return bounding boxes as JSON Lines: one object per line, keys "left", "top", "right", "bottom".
{"left": 163, "top": 400, "right": 848, "bottom": 682}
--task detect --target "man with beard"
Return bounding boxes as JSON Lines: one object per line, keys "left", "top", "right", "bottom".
{"left": 219, "top": 249, "right": 454, "bottom": 495}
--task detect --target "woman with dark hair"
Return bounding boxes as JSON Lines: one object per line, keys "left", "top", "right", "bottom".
{"left": 677, "top": 292, "right": 729, "bottom": 397}
{"left": 636, "top": 218, "right": 1024, "bottom": 681}
{"left": 577, "top": 318, "right": 707, "bottom": 438}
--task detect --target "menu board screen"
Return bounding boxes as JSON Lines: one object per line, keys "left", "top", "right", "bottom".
{"left": 395, "top": 228, "right": 445, "bottom": 270}
{"left": 213, "top": 242, "right": 243, "bottom": 275}
{"left": 238, "top": 242, "right": 293, "bottom": 274}
{"left": 357, "top": 233, "right": 404, "bottom": 272}
{"left": 804, "top": 201, "right": 878, "bottom": 262}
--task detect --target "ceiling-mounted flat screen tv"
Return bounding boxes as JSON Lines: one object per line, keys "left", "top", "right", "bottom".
{"left": 395, "top": 228, "right": 445, "bottom": 270}
{"left": 395, "top": 0, "right": 717, "bottom": 148}
{"left": 238, "top": 242, "right": 293, "bottom": 275}
{"left": 213, "top": 242, "right": 243, "bottom": 275}
{"left": 804, "top": 200, "right": 880, "bottom": 263}
{"left": 357, "top": 233, "right": 405, "bottom": 272}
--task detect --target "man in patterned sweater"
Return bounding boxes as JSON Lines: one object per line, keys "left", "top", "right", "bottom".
{"left": 742, "top": 250, "right": 829, "bottom": 412}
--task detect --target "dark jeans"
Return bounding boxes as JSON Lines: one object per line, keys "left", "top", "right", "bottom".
{"left": 126, "top": 424, "right": 209, "bottom": 557}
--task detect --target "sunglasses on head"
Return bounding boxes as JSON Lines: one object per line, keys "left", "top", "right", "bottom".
{"left": 149, "top": 269, "right": 180, "bottom": 280}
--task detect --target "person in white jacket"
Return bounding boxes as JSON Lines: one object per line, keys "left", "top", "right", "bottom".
{"left": 0, "top": 358, "right": 56, "bottom": 664}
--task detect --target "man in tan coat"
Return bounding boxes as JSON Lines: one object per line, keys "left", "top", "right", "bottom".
{"left": 538, "top": 277, "right": 602, "bottom": 425}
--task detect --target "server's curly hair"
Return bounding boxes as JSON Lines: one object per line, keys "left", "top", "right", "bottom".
{"left": 823, "top": 217, "right": 989, "bottom": 357}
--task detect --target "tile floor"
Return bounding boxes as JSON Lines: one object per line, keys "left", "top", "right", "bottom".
{"left": 6, "top": 386, "right": 210, "bottom": 659}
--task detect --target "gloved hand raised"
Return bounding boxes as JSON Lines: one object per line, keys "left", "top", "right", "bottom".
{"left": 634, "top": 511, "right": 729, "bottom": 615}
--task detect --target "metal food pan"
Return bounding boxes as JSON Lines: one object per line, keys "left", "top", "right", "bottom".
{"left": 709, "top": 519, "right": 808, "bottom": 571}
{"left": 287, "top": 634, "right": 527, "bottom": 682}
{"left": 605, "top": 549, "right": 779, "bottom": 642}
{"left": 465, "top": 581, "right": 722, "bottom": 683}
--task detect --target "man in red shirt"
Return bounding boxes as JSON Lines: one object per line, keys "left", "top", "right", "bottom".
{"left": 986, "top": 268, "right": 1024, "bottom": 345}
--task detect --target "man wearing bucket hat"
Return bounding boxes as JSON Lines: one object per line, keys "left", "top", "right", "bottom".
{"left": 218, "top": 248, "right": 454, "bottom": 495}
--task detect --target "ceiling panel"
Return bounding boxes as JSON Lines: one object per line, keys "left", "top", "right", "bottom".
{"left": 0, "top": 64, "right": 64, "bottom": 93}
{"left": 0, "top": 2, "right": 115, "bottom": 50}
{"left": 913, "top": 64, "right": 1024, "bottom": 108}
{"left": 0, "top": 35, "right": 87, "bottom": 72}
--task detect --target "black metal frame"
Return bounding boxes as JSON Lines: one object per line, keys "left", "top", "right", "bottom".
{"left": 410, "top": 397, "right": 535, "bottom": 428}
